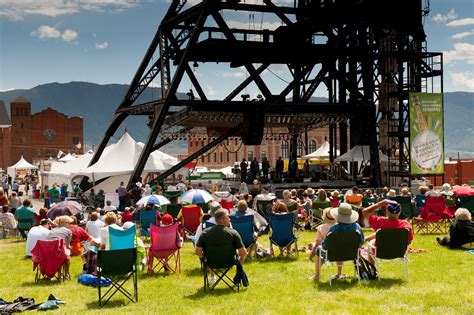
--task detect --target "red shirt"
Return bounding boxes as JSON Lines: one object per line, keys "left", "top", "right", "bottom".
{"left": 121, "top": 211, "right": 132, "bottom": 224}
{"left": 70, "top": 225, "right": 90, "bottom": 245}
{"left": 369, "top": 215, "right": 414, "bottom": 242}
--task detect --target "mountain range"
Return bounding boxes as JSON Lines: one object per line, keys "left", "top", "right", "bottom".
{"left": 0, "top": 82, "right": 473, "bottom": 157}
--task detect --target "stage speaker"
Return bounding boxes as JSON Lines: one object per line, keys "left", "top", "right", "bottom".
{"left": 241, "top": 108, "right": 264, "bottom": 145}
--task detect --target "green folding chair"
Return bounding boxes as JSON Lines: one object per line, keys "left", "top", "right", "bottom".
{"left": 394, "top": 196, "right": 415, "bottom": 219}
{"left": 368, "top": 228, "right": 409, "bottom": 281}
{"left": 320, "top": 231, "right": 361, "bottom": 286}
{"left": 203, "top": 242, "right": 240, "bottom": 292}
{"left": 165, "top": 204, "right": 182, "bottom": 219}
{"left": 97, "top": 248, "right": 138, "bottom": 306}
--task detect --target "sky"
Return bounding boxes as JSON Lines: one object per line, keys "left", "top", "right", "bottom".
{"left": 0, "top": 0, "right": 473, "bottom": 96}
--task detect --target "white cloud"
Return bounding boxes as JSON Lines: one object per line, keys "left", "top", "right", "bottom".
{"left": 451, "top": 29, "right": 474, "bottom": 40}
{"left": 61, "top": 29, "right": 78, "bottom": 42}
{"left": 31, "top": 25, "right": 78, "bottom": 43}
{"left": 221, "top": 67, "right": 247, "bottom": 78}
{"left": 447, "top": 18, "right": 474, "bottom": 28}
{"left": 450, "top": 71, "right": 474, "bottom": 91}
{"left": 226, "top": 20, "right": 283, "bottom": 31}
{"left": 207, "top": 86, "right": 217, "bottom": 97}
{"left": 432, "top": 9, "right": 457, "bottom": 24}
{"left": 0, "top": 0, "right": 138, "bottom": 20}
{"left": 95, "top": 41, "right": 108, "bottom": 49}
{"left": 443, "top": 43, "right": 474, "bottom": 64}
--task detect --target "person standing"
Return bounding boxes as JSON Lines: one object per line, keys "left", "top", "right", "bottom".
{"left": 116, "top": 181, "right": 128, "bottom": 212}
{"left": 275, "top": 156, "right": 284, "bottom": 181}
{"left": 240, "top": 158, "right": 248, "bottom": 183}
{"left": 250, "top": 157, "right": 259, "bottom": 181}
{"left": 262, "top": 157, "right": 270, "bottom": 180}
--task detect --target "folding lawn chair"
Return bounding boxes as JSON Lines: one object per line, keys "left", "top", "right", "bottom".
{"left": 165, "top": 204, "right": 182, "bottom": 219}
{"left": 180, "top": 205, "right": 202, "bottom": 237}
{"left": 97, "top": 248, "right": 138, "bottom": 306}
{"left": 1, "top": 215, "right": 17, "bottom": 239}
{"left": 368, "top": 228, "right": 409, "bottom": 282}
{"left": 196, "top": 202, "right": 209, "bottom": 214}
{"left": 31, "top": 239, "right": 70, "bottom": 283}
{"left": 320, "top": 231, "right": 361, "bottom": 286}
{"left": 255, "top": 199, "right": 273, "bottom": 222}
{"left": 346, "top": 195, "right": 362, "bottom": 207}
{"left": 458, "top": 195, "right": 474, "bottom": 216}
{"left": 394, "top": 196, "right": 415, "bottom": 220}
{"left": 362, "top": 197, "right": 378, "bottom": 208}
{"left": 414, "top": 194, "right": 426, "bottom": 217}
{"left": 230, "top": 214, "right": 257, "bottom": 258}
{"left": 311, "top": 200, "right": 331, "bottom": 228}
{"left": 109, "top": 225, "right": 136, "bottom": 250}
{"left": 139, "top": 209, "right": 157, "bottom": 238}
{"left": 148, "top": 223, "right": 181, "bottom": 274}
{"left": 268, "top": 212, "right": 298, "bottom": 257}
{"left": 203, "top": 242, "right": 241, "bottom": 292}
{"left": 412, "top": 196, "right": 447, "bottom": 234}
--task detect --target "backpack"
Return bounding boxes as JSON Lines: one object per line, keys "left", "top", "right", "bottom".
{"left": 355, "top": 256, "right": 378, "bottom": 280}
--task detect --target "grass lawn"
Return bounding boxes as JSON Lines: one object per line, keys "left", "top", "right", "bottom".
{"left": 1, "top": 230, "right": 473, "bottom": 314}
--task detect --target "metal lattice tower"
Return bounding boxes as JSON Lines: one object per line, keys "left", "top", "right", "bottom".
{"left": 89, "top": 0, "right": 443, "bottom": 188}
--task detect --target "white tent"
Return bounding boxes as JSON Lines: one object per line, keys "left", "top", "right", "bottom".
{"left": 302, "top": 141, "right": 340, "bottom": 160}
{"left": 58, "top": 153, "right": 77, "bottom": 162}
{"left": 7, "top": 156, "right": 37, "bottom": 178}
{"left": 334, "top": 145, "right": 389, "bottom": 162}
{"left": 44, "top": 152, "right": 94, "bottom": 186}
{"left": 73, "top": 132, "right": 181, "bottom": 182}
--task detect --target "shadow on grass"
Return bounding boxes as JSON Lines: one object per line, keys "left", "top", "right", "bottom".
{"left": 184, "top": 267, "right": 203, "bottom": 277}
{"left": 86, "top": 299, "right": 131, "bottom": 310}
{"left": 315, "top": 278, "right": 404, "bottom": 291}
{"left": 185, "top": 286, "right": 241, "bottom": 300}
{"left": 20, "top": 279, "right": 68, "bottom": 287}
{"left": 248, "top": 255, "right": 298, "bottom": 264}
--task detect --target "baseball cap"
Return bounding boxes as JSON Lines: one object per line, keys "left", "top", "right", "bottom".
{"left": 387, "top": 202, "right": 401, "bottom": 214}
{"left": 161, "top": 214, "right": 173, "bottom": 226}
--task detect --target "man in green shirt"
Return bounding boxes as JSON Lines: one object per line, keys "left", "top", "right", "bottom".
{"left": 195, "top": 208, "right": 247, "bottom": 285}
{"left": 15, "top": 199, "right": 36, "bottom": 239}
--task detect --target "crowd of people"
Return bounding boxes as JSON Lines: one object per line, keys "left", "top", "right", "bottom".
{"left": 0, "top": 177, "right": 473, "bottom": 285}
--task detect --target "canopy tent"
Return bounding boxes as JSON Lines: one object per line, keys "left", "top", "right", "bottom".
{"left": 44, "top": 152, "right": 94, "bottom": 186}
{"left": 334, "top": 145, "right": 389, "bottom": 162}
{"left": 302, "top": 141, "right": 340, "bottom": 160}
{"left": 73, "top": 132, "right": 182, "bottom": 182}
{"left": 7, "top": 156, "right": 37, "bottom": 178}
{"left": 58, "top": 153, "right": 77, "bottom": 162}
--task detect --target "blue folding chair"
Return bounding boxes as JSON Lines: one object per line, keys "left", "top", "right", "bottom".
{"left": 230, "top": 214, "right": 257, "bottom": 258}
{"left": 268, "top": 212, "right": 298, "bottom": 257}
{"left": 109, "top": 225, "right": 136, "bottom": 250}
{"left": 140, "top": 209, "right": 157, "bottom": 237}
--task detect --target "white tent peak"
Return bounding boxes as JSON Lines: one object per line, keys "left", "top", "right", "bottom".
{"left": 10, "top": 156, "right": 37, "bottom": 169}
{"left": 302, "top": 141, "right": 340, "bottom": 160}
{"left": 334, "top": 145, "right": 388, "bottom": 162}
{"left": 58, "top": 153, "right": 77, "bottom": 162}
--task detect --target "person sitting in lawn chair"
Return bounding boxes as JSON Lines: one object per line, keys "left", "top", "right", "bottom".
{"left": 312, "top": 203, "right": 364, "bottom": 281}
{"left": 362, "top": 200, "right": 414, "bottom": 264}
{"left": 195, "top": 208, "right": 247, "bottom": 287}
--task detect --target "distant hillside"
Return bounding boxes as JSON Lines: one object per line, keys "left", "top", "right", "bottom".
{"left": 0, "top": 83, "right": 472, "bottom": 157}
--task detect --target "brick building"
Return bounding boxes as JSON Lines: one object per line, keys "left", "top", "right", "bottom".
{"left": 9, "top": 97, "right": 84, "bottom": 164}
{"left": 187, "top": 127, "right": 337, "bottom": 169}
{"left": 0, "top": 101, "right": 12, "bottom": 171}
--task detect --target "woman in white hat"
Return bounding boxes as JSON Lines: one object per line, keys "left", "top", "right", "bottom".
{"left": 312, "top": 203, "right": 365, "bottom": 281}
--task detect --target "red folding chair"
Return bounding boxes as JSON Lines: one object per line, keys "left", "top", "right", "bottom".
{"left": 180, "top": 205, "right": 202, "bottom": 236}
{"left": 219, "top": 200, "right": 233, "bottom": 212}
{"left": 148, "top": 223, "right": 182, "bottom": 274}
{"left": 413, "top": 196, "right": 447, "bottom": 234}
{"left": 31, "top": 239, "right": 70, "bottom": 282}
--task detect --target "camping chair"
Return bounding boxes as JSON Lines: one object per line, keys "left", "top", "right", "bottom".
{"left": 97, "top": 248, "right": 138, "bottom": 306}
{"left": 31, "top": 239, "right": 70, "bottom": 283}
{"left": 197, "top": 202, "right": 209, "bottom": 214}
{"left": 220, "top": 200, "right": 234, "bottom": 212}
{"left": 16, "top": 217, "right": 34, "bottom": 240}
{"left": 458, "top": 195, "right": 474, "bottom": 216}
{"left": 109, "top": 225, "right": 136, "bottom": 250}
{"left": 180, "top": 205, "right": 202, "bottom": 237}
{"left": 202, "top": 241, "right": 241, "bottom": 292}
{"left": 320, "top": 231, "right": 361, "bottom": 286}
{"left": 394, "top": 196, "right": 415, "bottom": 220}
{"left": 413, "top": 196, "right": 447, "bottom": 234}
{"left": 139, "top": 209, "right": 157, "bottom": 238}
{"left": 255, "top": 199, "right": 273, "bottom": 222}
{"left": 230, "top": 214, "right": 257, "bottom": 258}
{"left": 268, "top": 212, "right": 298, "bottom": 257}
{"left": 368, "top": 228, "right": 409, "bottom": 282}
{"left": 166, "top": 204, "right": 182, "bottom": 219}
{"left": 362, "top": 197, "right": 378, "bottom": 208}
{"left": 346, "top": 195, "right": 363, "bottom": 207}
{"left": 148, "top": 223, "right": 181, "bottom": 274}
{"left": 1, "top": 216, "right": 17, "bottom": 239}
{"left": 414, "top": 194, "right": 426, "bottom": 217}
{"left": 311, "top": 200, "right": 331, "bottom": 228}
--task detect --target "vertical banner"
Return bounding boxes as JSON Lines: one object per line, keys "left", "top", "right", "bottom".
{"left": 409, "top": 93, "right": 444, "bottom": 174}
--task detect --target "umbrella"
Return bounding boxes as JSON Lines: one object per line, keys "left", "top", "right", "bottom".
{"left": 47, "top": 201, "right": 82, "bottom": 220}
{"left": 212, "top": 191, "right": 237, "bottom": 202}
{"left": 254, "top": 193, "right": 277, "bottom": 202}
{"left": 452, "top": 185, "right": 474, "bottom": 196}
{"left": 180, "top": 189, "right": 214, "bottom": 204}
{"left": 136, "top": 194, "right": 171, "bottom": 207}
